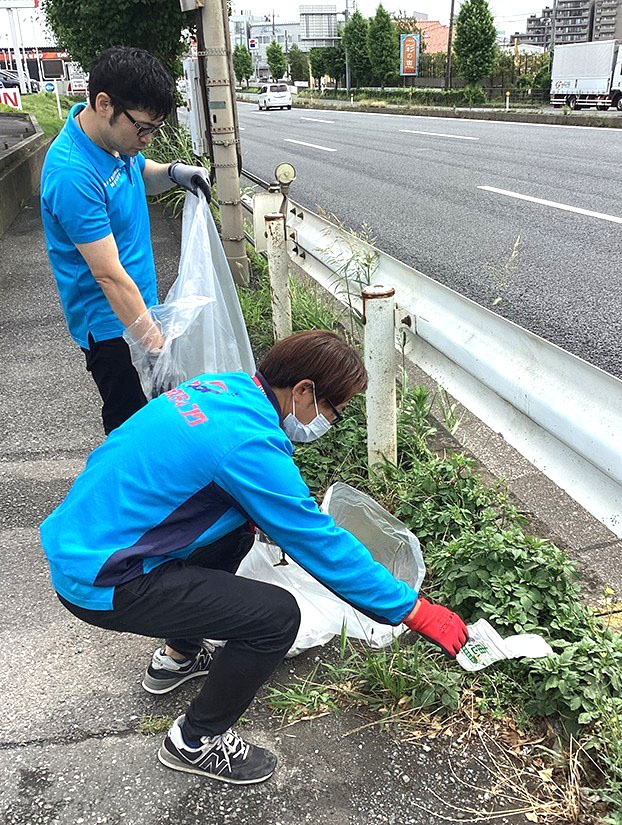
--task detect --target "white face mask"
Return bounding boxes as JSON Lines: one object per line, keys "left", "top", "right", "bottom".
{"left": 283, "top": 384, "right": 332, "bottom": 443}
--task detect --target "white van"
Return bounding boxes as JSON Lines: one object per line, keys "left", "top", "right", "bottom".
{"left": 258, "top": 83, "right": 292, "bottom": 111}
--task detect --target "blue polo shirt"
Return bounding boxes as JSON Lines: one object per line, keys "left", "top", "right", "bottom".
{"left": 40, "top": 103, "right": 157, "bottom": 349}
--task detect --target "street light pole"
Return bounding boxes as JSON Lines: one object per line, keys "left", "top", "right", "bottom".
{"left": 444, "top": 0, "right": 456, "bottom": 91}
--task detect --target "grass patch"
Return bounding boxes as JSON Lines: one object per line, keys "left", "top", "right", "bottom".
{"left": 0, "top": 93, "right": 76, "bottom": 136}
{"left": 237, "top": 246, "right": 622, "bottom": 822}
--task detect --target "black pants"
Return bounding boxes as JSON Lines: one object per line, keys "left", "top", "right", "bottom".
{"left": 81, "top": 333, "right": 147, "bottom": 435}
{"left": 58, "top": 526, "right": 301, "bottom": 740}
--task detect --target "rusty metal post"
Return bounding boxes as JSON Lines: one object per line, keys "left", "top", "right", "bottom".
{"left": 265, "top": 212, "right": 292, "bottom": 340}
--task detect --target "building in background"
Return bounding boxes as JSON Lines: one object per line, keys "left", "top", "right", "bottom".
{"left": 242, "top": 5, "right": 341, "bottom": 80}
{"left": 593, "top": 0, "right": 622, "bottom": 39}
{"left": 229, "top": 10, "right": 265, "bottom": 50}
{"left": 513, "top": 1, "right": 593, "bottom": 48}
{"left": 299, "top": 5, "right": 339, "bottom": 49}
{"left": 247, "top": 19, "right": 301, "bottom": 79}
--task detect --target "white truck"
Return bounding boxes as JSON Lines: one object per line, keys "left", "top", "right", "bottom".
{"left": 550, "top": 39, "right": 622, "bottom": 111}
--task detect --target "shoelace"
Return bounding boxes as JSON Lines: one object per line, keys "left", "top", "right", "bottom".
{"left": 209, "top": 730, "right": 250, "bottom": 772}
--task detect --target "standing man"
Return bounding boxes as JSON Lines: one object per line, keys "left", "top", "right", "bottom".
{"left": 41, "top": 46, "right": 211, "bottom": 434}
{"left": 40, "top": 330, "right": 468, "bottom": 785}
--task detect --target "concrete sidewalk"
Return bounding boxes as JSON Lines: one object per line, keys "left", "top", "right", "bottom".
{"left": 0, "top": 198, "right": 614, "bottom": 825}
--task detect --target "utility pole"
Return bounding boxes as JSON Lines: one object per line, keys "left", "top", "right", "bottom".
{"left": 550, "top": 0, "right": 559, "bottom": 51}
{"left": 185, "top": 0, "right": 249, "bottom": 284}
{"left": 344, "top": 0, "right": 351, "bottom": 94}
{"left": 444, "top": 0, "right": 456, "bottom": 91}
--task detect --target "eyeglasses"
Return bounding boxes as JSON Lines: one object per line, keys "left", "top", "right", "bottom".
{"left": 325, "top": 398, "right": 343, "bottom": 425}
{"left": 121, "top": 108, "right": 165, "bottom": 137}
{"left": 108, "top": 96, "right": 165, "bottom": 137}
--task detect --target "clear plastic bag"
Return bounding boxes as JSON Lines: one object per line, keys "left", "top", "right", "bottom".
{"left": 236, "top": 483, "right": 426, "bottom": 656}
{"left": 124, "top": 191, "right": 255, "bottom": 398}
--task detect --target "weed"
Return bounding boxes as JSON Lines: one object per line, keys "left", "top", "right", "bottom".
{"left": 139, "top": 714, "right": 174, "bottom": 735}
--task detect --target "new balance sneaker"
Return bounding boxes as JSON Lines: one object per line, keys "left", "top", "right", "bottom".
{"left": 158, "top": 716, "right": 277, "bottom": 784}
{"left": 142, "top": 643, "right": 215, "bottom": 695}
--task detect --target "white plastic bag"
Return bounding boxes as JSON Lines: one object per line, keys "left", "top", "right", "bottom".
{"left": 124, "top": 192, "right": 255, "bottom": 398}
{"left": 236, "top": 483, "right": 426, "bottom": 656}
{"left": 456, "top": 618, "right": 554, "bottom": 672}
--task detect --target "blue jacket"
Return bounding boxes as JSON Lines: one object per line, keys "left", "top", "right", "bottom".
{"left": 40, "top": 372, "right": 417, "bottom": 624}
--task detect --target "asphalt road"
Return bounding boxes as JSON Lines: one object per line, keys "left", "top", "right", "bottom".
{"left": 236, "top": 102, "right": 622, "bottom": 378}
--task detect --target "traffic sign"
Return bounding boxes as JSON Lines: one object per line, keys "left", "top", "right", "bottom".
{"left": 44, "top": 81, "right": 55, "bottom": 92}
{"left": 248, "top": 38, "right": 258, "bottom": 50}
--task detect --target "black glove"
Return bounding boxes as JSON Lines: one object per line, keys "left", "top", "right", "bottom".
{"left": 168, "top": 160, "right": 211, "bottom": 202}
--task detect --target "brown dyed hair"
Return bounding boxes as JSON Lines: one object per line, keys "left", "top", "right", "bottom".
{"left": 258, "top": 330, "right": 368, "bottom": 406}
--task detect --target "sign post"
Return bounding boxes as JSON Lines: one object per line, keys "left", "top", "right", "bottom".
{"left": 399, "top": 33, "right": 420, "bottom": 78}
{"left": 6, "top": 8, "right": 28, "bottom": 93}
{"left": 54, "top": 79, "right": 62, "bottom": 119}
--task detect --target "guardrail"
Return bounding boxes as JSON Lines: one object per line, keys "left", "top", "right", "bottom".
{"left": 240, "top": 171, "right": 622, "bottom": 538}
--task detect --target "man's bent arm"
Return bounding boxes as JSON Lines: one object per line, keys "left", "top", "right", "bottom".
{"left": 142, "top": 159, "right": 175, "bottom": 196}
{"left": 76, "top": 234, "right": 162, "bottom": 347}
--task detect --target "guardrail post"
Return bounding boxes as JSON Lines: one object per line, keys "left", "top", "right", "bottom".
{"left": 265, "top": 212, "right": 292, "bottom": 341}
{"left": 362, "top": 284, "right": 397, "bottom": 468}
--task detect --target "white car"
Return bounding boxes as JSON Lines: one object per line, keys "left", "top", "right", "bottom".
{"left": 258, "top": 83, "right": 292, "bottom": 111}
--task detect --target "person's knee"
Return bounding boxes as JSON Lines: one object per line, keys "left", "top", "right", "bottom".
{"left": 268, "top": 586, "right": 301, "bottom": 647}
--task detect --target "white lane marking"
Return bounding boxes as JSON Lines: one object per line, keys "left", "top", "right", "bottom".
{"left": 479, "top": 185, "right": 622, "bottom": 224}
{"left": 284, "top": 138, "right": 336, "bottom": 152}
{"left": 233, "top": 101, "right": 622, "bottom": 133}
{"left": 399, "top": 128, "right": 478, "bottom": 141}
{"left": 300, "top": 116, "right": 335, "bottom": 124}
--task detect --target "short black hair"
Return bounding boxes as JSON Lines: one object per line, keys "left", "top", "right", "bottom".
{"left": 88, "top": 46, "right": 174, "bottom": 120}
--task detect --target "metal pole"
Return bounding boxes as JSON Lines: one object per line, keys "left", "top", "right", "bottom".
{"left": 265, "top": 212, "right": 292, "bottom": 341}
{"left": 444, "top": 0, "right": 456, "bottom": 91}
{"left": 344, "top": 0, "right": 351, "bottom": 94}
{"left": 15, "top": 10, "right": 33, "bottom": 92}
{"left": 7, "top": 9, "right": 27, "bottom": 94}
{"left": 362, "top": 284, "right": 397, "bottom": 468}
{"left": 199, "top": 0, "right": 249, "bottom": 285}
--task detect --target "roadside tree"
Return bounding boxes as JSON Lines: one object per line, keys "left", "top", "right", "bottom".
{"left": 233, "top": 44, "right": 254, "bottom": 88}
{"left": 266, "top": 41, "right": 287, "bottom": 81}
{"left": 43, "top": 0, "right": 185, "bottom": 78}
{"left": 454, "top": 0, "right": 497, "bottom": 90}
{"left": 367, "top": 4, "right": 399, "bottom": 89}
{"left": 324, "top": 43, "right": 346, "bottom": 89}
{"left": 309, "top": 47, "right": 328, "bottom": 87}
{"left": 288, "top": 44, "right": 309, "bottom": 83}
{"left": 342, "top": 9, "right": 371, "bottom": 87}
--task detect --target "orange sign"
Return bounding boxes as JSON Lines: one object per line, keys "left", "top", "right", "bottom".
{"left": 400, "top": 33, "right": 420, "bottom": 76}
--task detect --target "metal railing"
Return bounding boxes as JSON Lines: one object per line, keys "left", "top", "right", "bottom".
{"left": 240, "top": 170, "right": 622, "bottom": 537}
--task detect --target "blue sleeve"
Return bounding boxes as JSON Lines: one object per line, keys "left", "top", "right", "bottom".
{"left": 136, "top": 152, "right": 146, "bottom": 172}
{"left": 214, "top": 434, "right": 418, "bottom": 625}
{"left": 45, "top": 168, "right": 111, "bottom": 245}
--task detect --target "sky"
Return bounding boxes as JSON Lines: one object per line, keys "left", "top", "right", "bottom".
{"left": 0, "top": 0, "right": 541, "bottom": 49}
{"left": 240, "top": 0, "right": 540, "bottom": 37}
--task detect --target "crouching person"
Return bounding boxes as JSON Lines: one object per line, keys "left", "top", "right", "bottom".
{"left": 40, "top": 330, "right": 467, "bottom": 784}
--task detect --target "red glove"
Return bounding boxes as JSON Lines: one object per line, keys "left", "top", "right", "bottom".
{"left": 403, "top": 598, "right": 468, "bottom": 658}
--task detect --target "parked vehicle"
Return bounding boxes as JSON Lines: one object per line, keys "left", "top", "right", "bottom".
{"left": 550, "top": 40, "right": 622, "bottom": 111}
{"left": 0, "top": 70, "right": 39, "bottom": 93}
{"left": 257, "top": 83, "right": 292, "bottom": 111}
